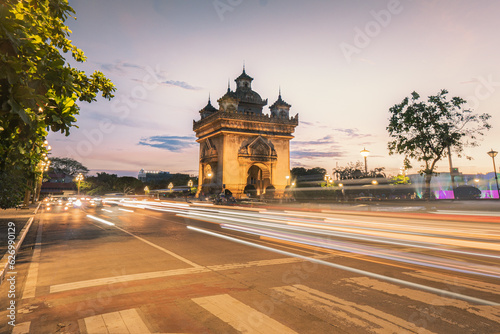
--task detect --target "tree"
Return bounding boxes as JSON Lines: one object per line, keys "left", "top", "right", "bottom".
{"left": 0, "top": 169, "right": 27, "bottom": 209}
{"left": 387, "top": 90, "right": 491, "bottom": 199}
{"left": 116, "top": 176, "right": 143, "bottom": 195}
{"left": 0, "top": 0, "right": 115, "bottom": 208}
{"left": 83, "top": 173, "right": 144, "bottom": 196}
{"left": 50, "top": 157, "right": 89, "bottom": 176}
{"left": 291, "top": 167, "right": 326, "bottom": 178}
{"left": 333, "top": 162, "right": 385, "bottom": 180}
{"left": 333, "top": 161, "right": 364, "bottom": 180}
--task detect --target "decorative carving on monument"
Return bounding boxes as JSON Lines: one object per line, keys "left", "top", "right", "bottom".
{"left": 238, "top": 136, "right": 277, "bottom": 162}
{"left": 200, "top": 138, "right": 218, "bottom": 163}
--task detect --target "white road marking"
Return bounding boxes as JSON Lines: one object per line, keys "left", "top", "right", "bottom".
{"left": 112, "top": 224, "right": 201, "bottom": 268}
{"left": 86, "top": 214, "right": 200, "bottom": 268}
{"left": 119, "top": 309, "right": 152, "bottom": 333}
{"left": 22, "top": 220, "right": 43, "bottom": 299}
{"left": 188, "top": 226, "right": 500, "bottom": 306}
{"left": 50, "top": 267, "right": 206, "bottom": 293}
{"left": 12, "top": 321, "right": 30, "bottom": 334}
{"left": 405, "top": 270, "right": 500, "bottom": 296}
{"left": 49, "top": 256, "right": 318, "bottom": 293}
{"left": 83, "top": 308, "right": 150, "bottom": 334}
{"left": 345, "top": 276, "right": 500, "bottom": 323}
{"left": 273, "top": 284, "right": 436, "bottom": 334}
{"left": 118, "top": 208, "right": 134, "bottom": 213}
{"left": 193, "top": 294, "right": 298, "bottom": 334}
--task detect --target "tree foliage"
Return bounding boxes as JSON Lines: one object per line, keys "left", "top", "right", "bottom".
{"left": 0, "top": 170, "right": 27, "bottom": 209}
{"left": 333, "top": 162, "right": 386, "bottom": 180}
{"left": 0, "top": 0, "right": 115, "bottom": 208}
{"left": 83, "top": 173, "right": 144, "bottom": 196}
{"left": 50, "top": 157, "right": 88, "bottom": 176}
{"left": 387, "top": 90, "right": 491, "bottom": 199}
{"left": 291, "top": 167, "right": 327, "bottom": 178}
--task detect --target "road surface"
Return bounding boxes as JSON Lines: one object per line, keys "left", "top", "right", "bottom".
{"left": 1, "top": 199, "right": 499, "bottom": 333}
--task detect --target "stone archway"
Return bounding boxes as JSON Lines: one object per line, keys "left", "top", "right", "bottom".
{"left": 246, "top": 163, "right": 271, "bottom": 196}
{"left": 202, "top": 163, "right": 216, "bottom": 194}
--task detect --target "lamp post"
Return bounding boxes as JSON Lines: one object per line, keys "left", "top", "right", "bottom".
{"left": 75, "top": 173, "right": 84, "bottom": 196}
{"left": 487, "top": 149, "right": 500, "bottom": 199}
{"left": 360, "top": 148, "right": 370, "bottom": 175}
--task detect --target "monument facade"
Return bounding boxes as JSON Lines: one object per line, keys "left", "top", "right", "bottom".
{"left": 193, "top": 68, "right": 298, "bottom": 198}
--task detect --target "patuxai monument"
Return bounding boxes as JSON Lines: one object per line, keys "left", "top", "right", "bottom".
{"left": 193, "top": 67, "right": 299, "bottom": 199}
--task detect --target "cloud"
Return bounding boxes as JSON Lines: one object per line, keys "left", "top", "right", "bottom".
{"left": 99, "top": 60, "right": 200, "bottom": 91}
{"left": 99, "top": 60, "right": 147, "bottom": 75}
{"left": 138, "top": 135, "right": 196, "bottom": 152}
{"left": 291, "top": 150, "right": 343, "bottom": 159}
{"left": 332, "top": 128, "right": 371, "bottom": 138}
{"left": 300, "top": 122, "right": 371, "bottom": 139}
{"left": 293, "top": 135, "right": 334, "bottom": 145}
{"left": 161, "top": 80, "right": 201, "bottom": 90}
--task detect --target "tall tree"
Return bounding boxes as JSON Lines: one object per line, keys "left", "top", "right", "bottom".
{"left": 50, "top": 157, "right": 88, "bottom": 176}
{"left": 0, "top": 0, "right": 115, "bottom": 208}
{"left": 116, "top": 176, "right": 143, "bottom": 195}
{"left": 387, "top": 90, "right": 491, "bottom": 199}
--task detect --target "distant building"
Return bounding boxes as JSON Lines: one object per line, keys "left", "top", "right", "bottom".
{"left": 138, "top": 169, "right": 171, "bottom": 182}
{"left": 40, "top": 172, "right": 76, "bottom": 196}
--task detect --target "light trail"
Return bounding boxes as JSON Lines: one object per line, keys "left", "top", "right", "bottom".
{"left": 97, "top": 199, "right": 500, "bottom": 279}
{"left": 219, "top": 223, "right": 500, "bottom": 279}
{"left": 87, "top": 215, "right": 115, "bottom": 226}
{"left": 118, "top": 208, "right": 134, "bottom": 213}
{"left": 187, "top": 226, "right": 500, "bottom": 306}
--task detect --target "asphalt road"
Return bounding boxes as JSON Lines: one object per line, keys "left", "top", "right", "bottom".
{"left": 1, "top": 200, "right": 499, "bottom": 333}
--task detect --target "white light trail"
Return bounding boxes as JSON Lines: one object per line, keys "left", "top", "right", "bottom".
{"left": 187, "top": 226, "right": 499, "bottom": 306}
{"left": 118, "top": 208, "right": 134, "bottom": 213}
{"left": 87, "top": 215, "right": 115, "bottom": 226}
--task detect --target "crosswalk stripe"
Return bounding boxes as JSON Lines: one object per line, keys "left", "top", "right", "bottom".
{"left": 119, "top": 309, "right": 151, "bottom": 333}
{"left": 406, "top": 270, "right": 500, "bottom": 296}
{"left": 84, "top": 314, "right": 108, "bottom": 333}
{"left": 273, "top": 284, "right": 436, "bottom": 334}
{"left": 345, "top": 277, "right": 500, "bottom": 323}
{"left": 83, "top": 308, "right": 151, "bottom": 334}
{"left": 192, "top": 294, "right": 298, "bottom": 334}
{"left": 11, "top": 321, "right": 30, "bottom": 334}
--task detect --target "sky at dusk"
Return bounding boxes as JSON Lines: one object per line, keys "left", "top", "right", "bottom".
{"left": 48, "top": 0, "right": 500, "bottom": 178}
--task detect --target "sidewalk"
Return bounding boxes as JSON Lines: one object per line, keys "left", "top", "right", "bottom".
{"left": 0, "top": 204, "right": 39, "bottom": 284}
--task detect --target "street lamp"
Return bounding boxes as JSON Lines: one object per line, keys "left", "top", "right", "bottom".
{"left": 187, "top": 179, "right": 193, "bottom": 188}
{"left": 75, "top": 173, "right": 84, "bottom": 196}
{"left": 360, "top": 148, "right": 370, "bottom": 175}
{"left": 487, "top": 149, "right": 500, "bottom": 199}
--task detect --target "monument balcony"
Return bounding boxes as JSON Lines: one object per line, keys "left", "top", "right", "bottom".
{"left": 193, "top": 111, "right": 299, "bottom": 132}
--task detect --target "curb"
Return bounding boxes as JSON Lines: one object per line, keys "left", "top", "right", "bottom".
{"left": 0, "top": 203, "right": 40, "bottom": 285}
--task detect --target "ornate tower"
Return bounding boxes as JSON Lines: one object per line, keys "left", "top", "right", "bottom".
{"left": 193, "top": 68, "right": 298, "bottom": 199}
